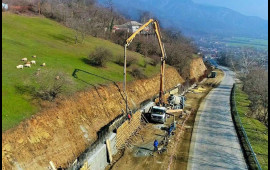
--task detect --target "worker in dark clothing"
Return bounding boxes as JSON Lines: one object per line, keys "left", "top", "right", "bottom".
{"left": 168, "top": 124, "right": 174, "bottom": 137}
{"left": 153, "top": 139, "right": 159, "bottom": 152}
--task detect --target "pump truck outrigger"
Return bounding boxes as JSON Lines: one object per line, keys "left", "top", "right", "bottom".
{"left": 124, "top": 19, "right": 167, "bottom": 123}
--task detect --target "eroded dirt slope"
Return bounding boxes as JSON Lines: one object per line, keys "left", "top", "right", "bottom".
{"left": 2, "top": 67, "right": 184, "bottom": 170}
{"left": 189, "top": 57, "right": 207, "bottom": 81}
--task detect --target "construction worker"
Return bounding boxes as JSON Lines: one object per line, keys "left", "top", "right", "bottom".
{"left": 153, "top": 139, "right": 159, "bottom": 152}
{"left": 168, "top": 124, "right": 174, "bottom": 137}
{"left": 127, "top": 113, "right": 131, "bottom": 122}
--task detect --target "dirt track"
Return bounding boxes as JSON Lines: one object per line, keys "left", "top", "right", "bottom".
{"left": 107, "top": 69, "right": 224, "bottom": 170}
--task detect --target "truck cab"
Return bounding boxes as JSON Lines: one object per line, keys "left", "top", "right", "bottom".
{"left": 150, "top": 106, "right": 167, "bottom": 124}
{"left": 209, "top": 71, "right": 217, "bottom": 78}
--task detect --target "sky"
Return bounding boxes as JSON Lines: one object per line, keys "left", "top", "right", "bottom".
{"left": 193, "top": 0, "right": 268, "bottom": 20}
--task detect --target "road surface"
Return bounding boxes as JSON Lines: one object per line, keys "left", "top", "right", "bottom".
{"left": 187, "top": 66, "right": 248, "bottom": 170}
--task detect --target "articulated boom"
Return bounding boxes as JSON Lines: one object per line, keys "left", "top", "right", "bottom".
{"left": 125, "top": 19, "right": 167, "bottom": 106}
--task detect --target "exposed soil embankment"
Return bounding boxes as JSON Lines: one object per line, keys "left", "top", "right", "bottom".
{"left": 2, "top": 67, "right": 184, "bottom": 170}
{"left": 189, "top": 57, "right": 207, "bottom": 81}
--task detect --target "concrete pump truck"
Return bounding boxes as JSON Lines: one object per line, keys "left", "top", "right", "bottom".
{"left": 124, "top": 19, "right": 168, "bottom": 123}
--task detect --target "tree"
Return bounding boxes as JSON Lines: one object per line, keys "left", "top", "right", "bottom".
{"left": 139, "top": 11, "right": 152, "bottom": 23}
{"left": 240, "top": 47, "right": 256, "bottom": 76}
{"left": 242, "top": 66, "right": 268, "bottom": 124}
{"left": 19, "top": 70, "right": 75, "bottom": 101}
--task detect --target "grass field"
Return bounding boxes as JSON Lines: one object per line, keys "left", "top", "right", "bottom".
{"left": 2, "top": 12, "right": 160, "bottom": 131}
{"left": 222, "top": 37, "right": 268, "bottom": 49}
{"left": 235, "top": 84, "right": 268, "bottom": 170}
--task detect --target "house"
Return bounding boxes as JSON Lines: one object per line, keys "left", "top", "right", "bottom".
{"left": 113, "top": 21, "right": 150, "bottom": 34}
{"left": 126, "top": 21, "right": 143, "bottom": 33}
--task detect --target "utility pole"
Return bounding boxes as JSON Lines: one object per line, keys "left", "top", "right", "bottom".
{"left": 38, "top": 1, "right": 41, "bottom": 15}
{"left": 124, "top": 44, "right": 128, "bottom": 115}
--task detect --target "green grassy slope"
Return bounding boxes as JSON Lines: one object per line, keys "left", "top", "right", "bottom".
{"left": 235, "top": 84, "right": 268, "bottom": 170}
{"left": 2, "top": 12, "right": 159, "bottom": 131}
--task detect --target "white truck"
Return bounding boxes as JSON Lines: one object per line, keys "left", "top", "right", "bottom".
{"left": 167, "top": 95, "right": 186, "bottom": 109}
{"left": 149, "top": 106, "right": 167, "bottom": 124}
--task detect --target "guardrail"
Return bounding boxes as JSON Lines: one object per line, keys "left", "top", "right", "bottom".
{"left": 230, "top": 83, "right": 262, "bottom": 170}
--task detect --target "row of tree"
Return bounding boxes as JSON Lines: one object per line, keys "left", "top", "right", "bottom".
{"left": 217, "top": 48, "right": 268, "bottom": 126}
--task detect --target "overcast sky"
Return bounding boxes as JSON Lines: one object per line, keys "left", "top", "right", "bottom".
{"left": 193, "top": 0, "right": 268, "bottom": 20}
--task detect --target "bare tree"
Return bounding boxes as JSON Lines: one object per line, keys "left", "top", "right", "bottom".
{"left": 242, "top": 66, "right": 268, "bottom": 125}
{"left": 240, "top": 48, "right": 256, "bottom": 76}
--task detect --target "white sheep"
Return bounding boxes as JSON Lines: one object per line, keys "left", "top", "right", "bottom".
{"left": 21, "top": 58, "right": 27, "bottom": 61}
{"left": 41, "top": 63, "right": 46, "bottom": 66}
{"left": 16, "top": 65, "right": 24, "bottom": 69}
{"left": 24, "top": 63, "right": 31, "bottom": 68}
{"left": 32, "top": 55, "right": 36, "bottom": 58}
{"left": 30, "top": 60, "right": 36, "bottom": 64}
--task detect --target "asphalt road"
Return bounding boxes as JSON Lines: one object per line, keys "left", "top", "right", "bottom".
{"left": 187, "top": 66, "right": 248, "bottom": 170}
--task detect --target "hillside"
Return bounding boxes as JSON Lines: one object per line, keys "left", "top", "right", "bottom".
{"left": 235, "top": 85, "right": 268, "bottom": 169}
{"left": 2, "top": 12, "right": 160, "bottom": 131}
{"left": 98, "top": 0, "right": 268, "bottom": 39}
{"left": 2, "top": 67, "right": 186, "bottom": 170}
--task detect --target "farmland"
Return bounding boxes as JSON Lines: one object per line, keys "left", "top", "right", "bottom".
{"left": 222, "top": 37, "right": 268, "bottom": 49}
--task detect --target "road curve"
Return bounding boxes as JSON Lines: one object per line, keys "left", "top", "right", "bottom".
{"left": 187, "top": 66, "right": 248, "bottom": 170}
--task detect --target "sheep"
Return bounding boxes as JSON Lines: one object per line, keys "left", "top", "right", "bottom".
{"left": 24, "top": 63, "right": 31, "bottom": 68}
{"left": 30, "top": 60, "right": 36, "bottom": 64}
{"left": 21, "top": 58, "right": 27, "bottom": 61}
{"left": 32, "top": 55, "right": 36, "bottom": 58}
{"left": 41, "top": 63, "right": 46, "bottom": 66}
{"left": 26, "top": 61, "right": 31, "bottom": 64}
{"left": 16, "top": 65, "right": 24, "bottom": 69}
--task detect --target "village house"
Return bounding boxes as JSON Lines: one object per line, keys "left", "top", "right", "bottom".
{"left": 113, "top": 21, "right": 150, "bottom": 34}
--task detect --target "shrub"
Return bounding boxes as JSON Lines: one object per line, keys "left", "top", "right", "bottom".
{"left": 129, "top": 67, "right": 146, "bottom": 79}
{"left": 34, "top": 71, "right": 75, "bottom": 101}
{"left": 87, "top": 47, "right": 112, "bottom": 67}
{"left": 18, "top": 70, "right": 75, "bottom": 101}
{"left": 147, "top": 55, "right": 160, "bottom": 66}
{"left": 115, "top": 55, "right": 138, "bottom": 67}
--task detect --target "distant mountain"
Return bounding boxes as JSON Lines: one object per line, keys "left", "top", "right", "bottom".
{"left": 98, "top": 0, "right": 268, "bottom": 40}
{"left": 193, "top": 0, "right": 268, "bottom": 20}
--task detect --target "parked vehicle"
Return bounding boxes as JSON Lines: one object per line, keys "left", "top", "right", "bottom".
{"left": 150, "top": 106, "right": 167, "bottom": 124}
{"left": 208, "top": 71, "right": 217, "bottom": 78}
{"left": 167, "top": 95, "right": 186, "bottom": 109}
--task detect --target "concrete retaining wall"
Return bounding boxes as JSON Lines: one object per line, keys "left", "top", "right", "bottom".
{"left": 73, "top": 84, "right": 188, "bottom": 170}
{"left": 71, "top": 111, "right": 141, "bottom": 170}
{"left": 86, "top": 133, "right": 117, "bottom": 170}
{"left": 68, "top": 133, "right": 117, "bottom": 170}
